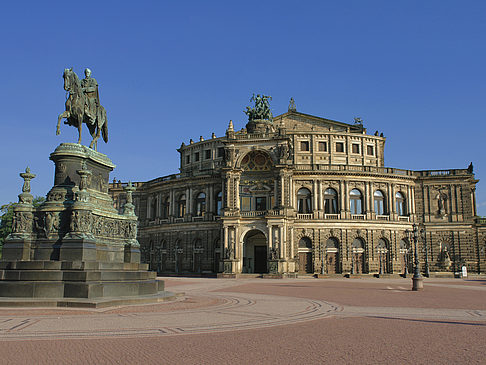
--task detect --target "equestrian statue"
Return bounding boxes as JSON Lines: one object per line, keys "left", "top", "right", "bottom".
{"left": 56, "top": 68, "right": 108, "bottom": 150}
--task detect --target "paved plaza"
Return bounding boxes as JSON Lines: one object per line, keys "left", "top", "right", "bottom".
{"left": 0, "top": 277, "right": 485, "bottom": 364}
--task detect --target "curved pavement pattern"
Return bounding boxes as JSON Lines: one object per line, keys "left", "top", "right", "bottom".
{"left": 0, "top": 278, "right": 484, "bottom": 341}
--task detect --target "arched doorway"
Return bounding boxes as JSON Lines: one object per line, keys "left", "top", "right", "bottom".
{"left": 326, "top": 237, "right": 340, "bottom": 274}
{"left": 377, "top": 238, "right": 391, "bottom": 274}
{"left": 243, "top": 230, "right": 267, "bottom": 273}
{"left": 298, "top": 237, "right": 313, "bottom": 274}
{"left": 351, "top": 238, "right": 366, "bottom": 274}
{"left": 399, "top": 239, "right": 411, "bottom": 275}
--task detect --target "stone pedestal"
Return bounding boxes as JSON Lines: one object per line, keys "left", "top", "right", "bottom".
{"left": 246, "top": 119, "right": 274, "bottom": 134}
{"left": 0, "top": 144, "right": 166, "bottom": 306}
{"left": 223, "top": 259, "right": 238, "bottom": 274}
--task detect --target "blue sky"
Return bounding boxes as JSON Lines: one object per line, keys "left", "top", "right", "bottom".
{"left": 1, "top": 1, "right": 485, "bottom": 215}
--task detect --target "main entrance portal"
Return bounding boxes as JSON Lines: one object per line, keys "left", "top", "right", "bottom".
{"left": 243, "top": 230, "right": 268, "bottom": 273}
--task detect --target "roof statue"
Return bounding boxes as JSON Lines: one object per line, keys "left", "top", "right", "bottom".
{"left": 244, "top": 94, "right": 273, "bottom": 121}
{"left": 288, "top": 97, "right": 297, "bottom": 112}
{"left": 56, "top": 68, "right": 108, "bottom": 151}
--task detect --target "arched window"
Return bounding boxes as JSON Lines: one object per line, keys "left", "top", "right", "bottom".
{"left": 377, "top": 238, "right": 388, "bottom": 251}
{"left": 298, "top": 237, "right": 312, "bottom": 249}
{"left": 150, "top": 196, "right": 157, "bottom": 218}
{"left": 216, "top": 191, "right": 222, "bottom": 215}
{"left": 162, "top": 196, "right": 170, "bottom": 219}
{"left": 374, "top": 190, "right": 386, "bottom": 215}
{"left": 350, "top": 189, "right": 363, "bottom": 214}
{"left": 326, "top": 237, "right": 339, "bottom": 249}
{"left": 297, "top": 188, "right": 312, "bottom": 214}
{"left": 352, "top": 238, "right": 364, "bottom": 250}
{"left": 177, "top": 194, "right": 186, "bottom": 218}
{"left": 324, "top": 188, "right": 338, "bottom": 214}
{"left": 396, "top": 192, "right": 406, "bottom": 216}
{"left": 195, "top": 192, "right": 206, "bottom": 216}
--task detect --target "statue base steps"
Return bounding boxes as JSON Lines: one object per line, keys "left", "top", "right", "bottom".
{"left": 0, "top": 290, "right": 178, "bottom": 309}
{"left": 0, "top": 260, "right": 163, "bottom": 299}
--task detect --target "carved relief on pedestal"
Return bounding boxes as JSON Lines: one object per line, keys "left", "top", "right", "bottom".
{"left": 34, "top": 211, "right": 61, "bottom": 237}
{"left": 12, "top": 212, "right": 33, "bottom": 234}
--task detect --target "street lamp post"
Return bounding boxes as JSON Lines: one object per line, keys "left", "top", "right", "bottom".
{"left": 407, "top": 223, "right": 424, "bottom": 291}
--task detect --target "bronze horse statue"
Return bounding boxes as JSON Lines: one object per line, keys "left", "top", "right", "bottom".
{"left": 56, "top": 68, "right": 108, "bottom": 150}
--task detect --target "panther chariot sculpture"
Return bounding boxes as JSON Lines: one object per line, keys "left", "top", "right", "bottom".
{"left": 56, "top": 68, "right": 108, "bottom": 151}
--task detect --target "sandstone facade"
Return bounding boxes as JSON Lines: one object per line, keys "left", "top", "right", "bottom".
{"left": 109, "top": 109, "right": 486, "bottom": 276}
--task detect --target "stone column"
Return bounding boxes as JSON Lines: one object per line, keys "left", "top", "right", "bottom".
{"left": 407, "top": 185, "right": 412, "bottom": 218}
{"left": 209, "top": 184, "right": 214, "bottom": 214}
{"left": 279, "top": 226, "right": 284, "bottom": 259}
{"left": 365, "top": 181, "right": 370, "bottom": 215}
{"left": 343, "top": 180, "right": 349, "bottom": 218}
{"left": 205, "top": 185, "right": 210, "bottom": 218}
{"left": 185, "top": 187, "right": 190, "bottom": 218}
{"left": 318, "top": 180, "right": 323, "bottom": 212}
{"left": 389, "top": 184, "right": 394, "bottom": 218}
{"left": 223, "top": 226, "right": 229, "bottom": 252}
{"left": 235, "top": 174, "right": 240, "bottom": 210}
{"left": 289, "top": 176, "right": 294, "bottom": 208}
{"left": 340, "top": 180, "right": 345, "bottom": 218}
{"left": 170, "top": 189, "right": 175, "bottom": 217}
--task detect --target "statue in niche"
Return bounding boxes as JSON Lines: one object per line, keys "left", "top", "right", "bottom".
{"left": 436, "top": 192, "right": 447, "bottom": 217}
{"left": 439, "top": 245, "right": 452, "bottom": 270}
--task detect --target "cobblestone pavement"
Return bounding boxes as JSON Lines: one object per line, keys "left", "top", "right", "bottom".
{"left": 0, "top": 277, "right": 485, "bottom": 364}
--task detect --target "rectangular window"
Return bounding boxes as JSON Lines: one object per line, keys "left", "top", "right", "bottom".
{"left": 318, "top": 141, "right": 327, "bottom": 152}
{"left": 352, "top": 144, "right": 360, "bottom": 154}
{"left": 217, "top": 147, "right": 224, "bottom": 158}
{"left": 194, "top": 152, "right": 200, "bottom": 162}
{"left": 240, "top": 196, "right": 251, "bottom": 211}
{"left": 367, "top": 145, "right": 374, "bottom": 155}
{"left": 300, "top": 141, "right": 310, "bottom": 151}
{"left": 205, "top": 149, "right": 211, "bottom": 159}
{"left": 255, "top": 196, "right": 267, "bottom": 211}
{"left": 186, "top": 155, "right": 190, "bottom": 164}
{"left": 336, "top": 142, "right": 344, "bottom": 153}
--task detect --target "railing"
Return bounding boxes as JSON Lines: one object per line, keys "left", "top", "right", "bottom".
{"left": 351, "top": 214, "right": 365, "bottom": 220}
{"left": 293, "top": 164, "right": 414, "bottom": 176}
{"left": 324, "top": 214, "right": 340, "bottom": 220}
{"left": 174, "top": 218, "right": 184, "bottom": 223}
{"left": 415, "top": 169, "right": 470, "bottom": 177}
{"left": 192, "top": 216, "right": 204, "bottom": 222}
{"left": 297, "top": 213, "right": 313, "bottom": 220}
{"left": 235, "top": 132, "right": 277, "bottom": 140}
{"left": 398, "top": 216, "right": 410, "bottom": 222}
{"left": 376, "top": 215, "right": 389, "bottom": 221}
{"left": 240, "top": 211, "right": 266, "bottom": 217}
{"left": 475, "top": 217, "right": 486, "bottom": 225}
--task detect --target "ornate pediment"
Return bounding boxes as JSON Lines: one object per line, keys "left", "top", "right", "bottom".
{"left": 276, "top": 111, "right": 362, "bottom": 133}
